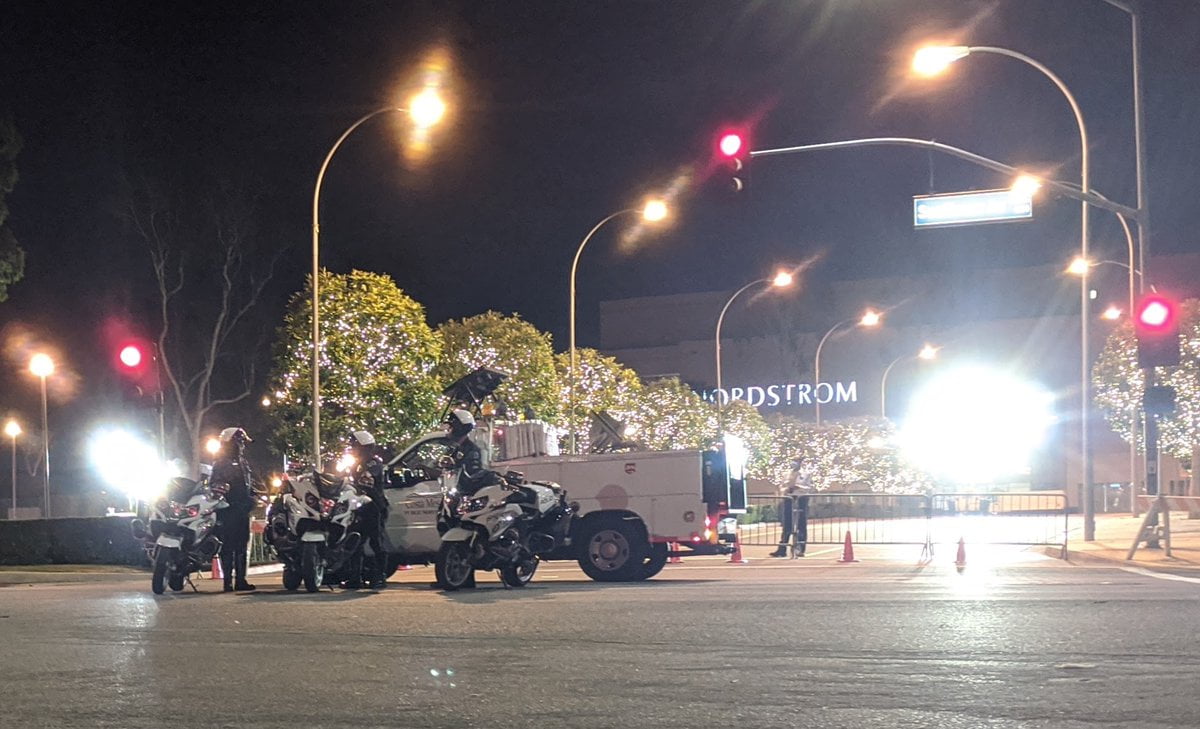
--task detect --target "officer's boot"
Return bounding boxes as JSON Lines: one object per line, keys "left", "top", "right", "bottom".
{"left": 233, "top": 548, "right": 256, "bottom": 591}
{"left": 219, "top": 548, "right": 235, "bottom": 592}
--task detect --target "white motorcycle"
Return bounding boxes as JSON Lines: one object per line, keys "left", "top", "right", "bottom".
{"left": 130, "top": 475, "right": 229, "bottom": 595}
{"left": 434, "top": 469, "right": 572, "bottom": 591}
{"left": 265, "top": 472, "right": 372, "bottom": 593}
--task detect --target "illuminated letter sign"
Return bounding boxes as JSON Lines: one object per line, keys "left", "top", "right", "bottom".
{"left": 707, "top": 381, "right": 859, "bottom": 409}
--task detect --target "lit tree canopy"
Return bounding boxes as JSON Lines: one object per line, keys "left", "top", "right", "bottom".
{"left": 1094, "top": 299, "right": 1200, "bottom": 460}
{"left": 764, "top": 416, "right": 933, "bottom": 494}
{"left": 554, "top": 347, "right": 643, "bottom": 449}
{"left": 624, "top": 377, "right": 717, "bottom": 452}
{"left": 266, "top": 269, "right": 442, "bottom": 463}
{"left": 436, "top": 311, "right": 559, "bottom": 421}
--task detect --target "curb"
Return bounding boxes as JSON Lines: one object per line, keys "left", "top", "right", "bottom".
{"left": 1050, "top": 546, "right": 1200, "bottom": 574}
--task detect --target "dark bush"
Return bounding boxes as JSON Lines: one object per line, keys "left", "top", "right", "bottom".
{"left": 0, "top": 517, "right": 146, "bottom": 566}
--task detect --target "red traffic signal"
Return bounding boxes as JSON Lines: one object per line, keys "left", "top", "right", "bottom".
{"left": 715, "top": 130, "right": 750, "bottom": 193}
{"left": 1134, "top": 294, "right": 1180, "bottom": 368}
{"left": 119, "top": 344, "right": 144, "bottom": 368}
{"left": 718, "top": 132, "right": 744, "bottom": 158}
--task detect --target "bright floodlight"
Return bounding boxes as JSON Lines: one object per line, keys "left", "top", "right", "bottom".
{"left": 408, "top": 88, "right": 447, "bottom": 129}
{"left": 1011, "top": 174, "right": 1043, "bottom": 198}
{"left": 1066, "top": 257, "right": 1091, "bottom": 276}
{"left": 4, "top": 420, "right": 20, "bottom": 438}
{"left": 642, "top": 198, "right": 669, "bottom": 222}
{"left": 119, "top": 345, "right": 143, "bottom": 368}
{"left": 912, "top": 45, "right": 970, "bottom": 76}
{"left": 29, "top": 353, "right": 54, "bottom": 378}
{"left": 772, "top": 270, "right": 794, "bottom": 288}
{"left": 918, "top": 344, "right": 939, "bottom": 360}
{"left": 205, "top": 437, "right": 221, "bottom": 456}
{"left": 899, "top": 366, "right": 1055, "bottom": 484}
{"left": 89, "top": 427, "right": 172, "bottom": 502}
{"left": 1101, "top": 305, "right": 1123, "bottom": 321}
{"left": 718, "top": 133, "right": 744, "bottom": 158}
{"left": 860, "top": 310, "right": 882, "bottom": 327}
{"left": 723, "top": 434, "right": 748, "bottom": 481}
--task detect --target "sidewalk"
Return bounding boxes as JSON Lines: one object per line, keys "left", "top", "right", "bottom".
{"left": 1061, "top": 512, "right": 1200, "bottom": 574}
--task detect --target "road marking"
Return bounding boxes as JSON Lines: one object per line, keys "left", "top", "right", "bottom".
{"left": 1120, "top": 566, "right": 1200, "bottom": 584}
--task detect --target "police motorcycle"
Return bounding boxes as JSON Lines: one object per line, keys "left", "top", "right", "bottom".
{"left": 434, "top": 464, "right": 573, "bottom": 591}
{"left": 264, "top": 469, "right": 373, "bottom": 593}
{"left": 130, "top": 467, "right": 229, "bottom": 595}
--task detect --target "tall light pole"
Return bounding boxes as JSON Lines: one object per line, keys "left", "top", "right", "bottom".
{"left": 714, "top": 270, "right": 794, "bottom": 421}
{"left": 311, "top": 90, "right": 446, "bottom": 468}
{"left": 814, "top": 310, "right": 882, "bottom": 426}
{"left": 881, "top": 345, "right": 938, "bottom": 419}
{"left": 29, "top": 354, "right": 54, "bottom": 518}
{"left": 4, "top": 420, "right": 19, "bottom": 520}
{"left": 568, "top": 199, "right": 668, "bottom": 454}
{"left": 914, "top": 44, "right": 1097, "bottom": 540}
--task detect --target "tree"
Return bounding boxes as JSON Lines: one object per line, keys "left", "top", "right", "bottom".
{"left": 763, "top": 416, "right": 932, "bottom": 494}
{"left": 436, "top": 311, "right": 559, "bottom": 421}
{"left": 266, "top": 270, "right": 442, "bottom": 463}
{"left": 0, "top": 116, "right": 25, "bottom": 302}
{"left": 553, "top": 347, "right": 643, "bottom": 450}
{"left": 123, "top": 180, "right": 277, "bottom": 472}
{"left": 624, "top": 377, "right": 717, "bottom": 452}
{"left": 1094, "top": 300, "right": 1200, "bottom": 462}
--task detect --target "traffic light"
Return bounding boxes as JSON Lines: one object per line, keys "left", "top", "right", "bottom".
{"left": 115, "top": 340, "right": 162, "bottom": 409}
{"left": 1134, "top": 294, "right": 1180, "bottom": 369}
{"left": 716, "top": 130, "right": 749, "bottom": 192}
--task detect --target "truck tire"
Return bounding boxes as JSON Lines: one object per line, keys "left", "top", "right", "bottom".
{"left": 631, "top": 542, "right": 668, "bottom": 581}
{"left": 578, "top": 518, "right": 648, "bottom": 582}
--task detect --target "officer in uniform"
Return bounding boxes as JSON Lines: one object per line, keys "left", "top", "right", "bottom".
{"left": 212, "top": 427, "right": 258, "bottom": 592}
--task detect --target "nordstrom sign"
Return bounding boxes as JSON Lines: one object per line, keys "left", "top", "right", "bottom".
{"left": 704, "top": 381, "right": 859, "bottom": 408}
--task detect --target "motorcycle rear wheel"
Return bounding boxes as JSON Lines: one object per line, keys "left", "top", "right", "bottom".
{"left": 282, "top": 566, "right": 302, "bottom": 591}
{"left": 152, "top": 548, "right": 175, "bottom": 595}
{"left": 301, "top": 542, "right": 324, "bottom": 593}
{"left": 435, "top": 542, "right": 474, "bottom": 591}
{"left": 168, "top": 571, "right": 186, "bottom": 592}
{"left": 499, "top": 557, "right": 538, "bottom": 588}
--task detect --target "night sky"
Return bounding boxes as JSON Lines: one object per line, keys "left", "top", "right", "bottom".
{"left": 2, "top": 1, "right": 1198, "bottom": 466}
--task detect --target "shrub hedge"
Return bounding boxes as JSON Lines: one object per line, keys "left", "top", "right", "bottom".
{"left": 0, "top": 517, "right": 146, "bottom": 566}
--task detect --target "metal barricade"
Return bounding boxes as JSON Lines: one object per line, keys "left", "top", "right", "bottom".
{"left": 738, "top": 491, "right": 1068, "bottom": 555}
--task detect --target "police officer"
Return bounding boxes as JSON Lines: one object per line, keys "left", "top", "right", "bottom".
{"left": 346, "top": 430, "right": 391, "bottom": 589}
{"left": 445, "top": 409, "right": 495, "bottom": 494}
{"left": 212, "top": 427, "right": 257, "bottom": 592}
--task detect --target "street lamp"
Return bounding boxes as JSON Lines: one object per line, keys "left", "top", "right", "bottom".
{"left": 913, "top": 43, "right": 1098, "bottom": 541}
{"left": 29, "top": 353, "right": 53, "bottom": 518}
{"left": 1101, "top": 305, "right": 1123, "bottom": 321}
{"left": 814, "top": 310, "right": 882, "bottom": 425}
{"left": 880, "top": 345, "right": 938, "bottom": 419}
{"left": 4, "top": 420, "right": 19, "bottom": 520}
{"left": 311, "top": 93, "right": 447, "bottom": 468}
{"left": 567, "top": 199, "right": 670, "bottom": 454}
{"left": 714, "top": 270, "right": 794, "bottom": 417}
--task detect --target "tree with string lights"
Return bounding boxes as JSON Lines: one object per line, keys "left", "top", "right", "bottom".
{"left": 553, "top": 347, "right": 642, "bottom": 451}
{"left": 266, "top": 270, "right": 442, "bottom": 464}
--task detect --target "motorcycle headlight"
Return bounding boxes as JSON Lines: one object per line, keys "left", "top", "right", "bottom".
{"left": 459, "top": 496, "right": 488, "bottom": 515}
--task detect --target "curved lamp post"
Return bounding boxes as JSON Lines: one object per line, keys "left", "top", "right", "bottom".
{"left": 567, "top": 199, "right": 668, "bottom": 454}
{"left": 714, "top": 270, "right": 794, "bottom": 420}
{"left": 311, "top": 90, "right": 446, "bottom": 468}
{"left": 881, "top": 344, "right": 938, "bottom": 419}
{"left": 814, "top": 310, "right": 882, "bottom": 425}
{"left": 914, "top": 44, "right": 1097, "bottom": 539}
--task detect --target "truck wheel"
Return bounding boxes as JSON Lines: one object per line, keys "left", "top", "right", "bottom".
{"left": 578, "top": 519, "right": 647, "bottom": 582}
{"left": 301, "top": 543, "right": 324, "bottom": 593}
{"left": 435, "top": 542, "right": 474, "bottom": 591}
{"left": 632, "top": 542, "right": 668, "bottom": 581}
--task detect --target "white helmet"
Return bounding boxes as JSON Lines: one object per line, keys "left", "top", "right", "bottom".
{"left": 219, "top": 427, "right": 252, "bottom": 444}
{"left": 447, "top": 409, "right": 475, "bottom": 433}
{"left": 351, "top": 430, "right": 375, "bottom": 446}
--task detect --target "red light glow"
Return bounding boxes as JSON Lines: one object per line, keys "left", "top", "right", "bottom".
{"left": 119, "top": 345, "right": 143, "bottom": 368}
{"left": 718, "top": 133, "right": 743, "bottom": 158}
{"left": 1137, "top": 297, "right": 1175, "bottom": 331}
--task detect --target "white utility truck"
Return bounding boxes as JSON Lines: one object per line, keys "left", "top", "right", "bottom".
{"left": 380, "top": 368, "right": 744, "bottom": 582}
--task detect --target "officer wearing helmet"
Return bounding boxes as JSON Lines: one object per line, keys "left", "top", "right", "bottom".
{"left": 211, "top": 427, "right": 258, "bottom": 592}
{"left": 345, "top": 430, "right": 391, "bottom": 589}
{"left": 445, "top": 409, "right": 494, "bottom": 494}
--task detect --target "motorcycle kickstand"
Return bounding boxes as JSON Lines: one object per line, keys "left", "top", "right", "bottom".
{"left": 186, "top": 574, "right": 199, "bottom": 593}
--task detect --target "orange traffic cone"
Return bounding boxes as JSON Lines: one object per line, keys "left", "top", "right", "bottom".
{"left": 836, "top": 531, "right": 859, "bottom": 563}
{"left": 211, "top": 557, "right": 223, "bottom": 580}
{"left": 955, "top": 537, "right": 967, "bottom": 569}
{"left": 727, "top": 536, "right": 749, "bottom": 565}
{"left": 668, "top": 542, "right": 682, "bottom": 564}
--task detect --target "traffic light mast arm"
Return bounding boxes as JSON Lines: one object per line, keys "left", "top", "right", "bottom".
{"left": 749, "top": 137, "right": 1139, "bottom": 220}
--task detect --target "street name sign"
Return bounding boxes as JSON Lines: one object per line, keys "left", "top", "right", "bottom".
{"left": 913, "top": 188, "right": 1034, "bottom": 229}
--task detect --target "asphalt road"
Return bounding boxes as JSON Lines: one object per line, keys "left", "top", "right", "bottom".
{"left": 1, "top": 547, "right": 1198, "bottom": 729}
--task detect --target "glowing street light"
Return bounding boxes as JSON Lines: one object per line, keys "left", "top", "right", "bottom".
{"left": 1066, "top": 257, "right": 1091, "bottom": 276}
{"left": 408, "top": 88, "right": 447, "bottom": 129}
{"left": 1011, "top": 174, "right": 1043, "bottom": 198}
{"left": 568, "top": 200, "right": 671, "bottom": 453}
{"left": 714, "top": 270, "right": 796, "bottom": 416}
{"left": 205, "top": 437, "right": 222, "bottom": 456}
{"left": 1101, "top": 305, "right": 1123, "bottom": 321}
{"left": 815, "top": 310, "right": 884, "bottom": 425}
{"left": 911, "top": 45, "right": 970, "bottom": 77}
{"left": 5, "top": 420, "right": 19, "bottom": 520}
{"left": 860, "top": 310, "right": 882, "bottom": 327}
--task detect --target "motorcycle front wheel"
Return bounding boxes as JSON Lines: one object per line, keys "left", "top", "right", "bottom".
{"left": 435, "top": 541, "right": 475, "bottom": 591}
{"left": 499, "top": 557, "right": 538, "bottom": 588}
{"left": 301, "top": 542, "right": 324, "bottom": 593}
{"left": 152, "top": 547, "right": 176, "bottom": 595}
{"left": 282, "top": 565, "right": 302, "bottom": 591}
